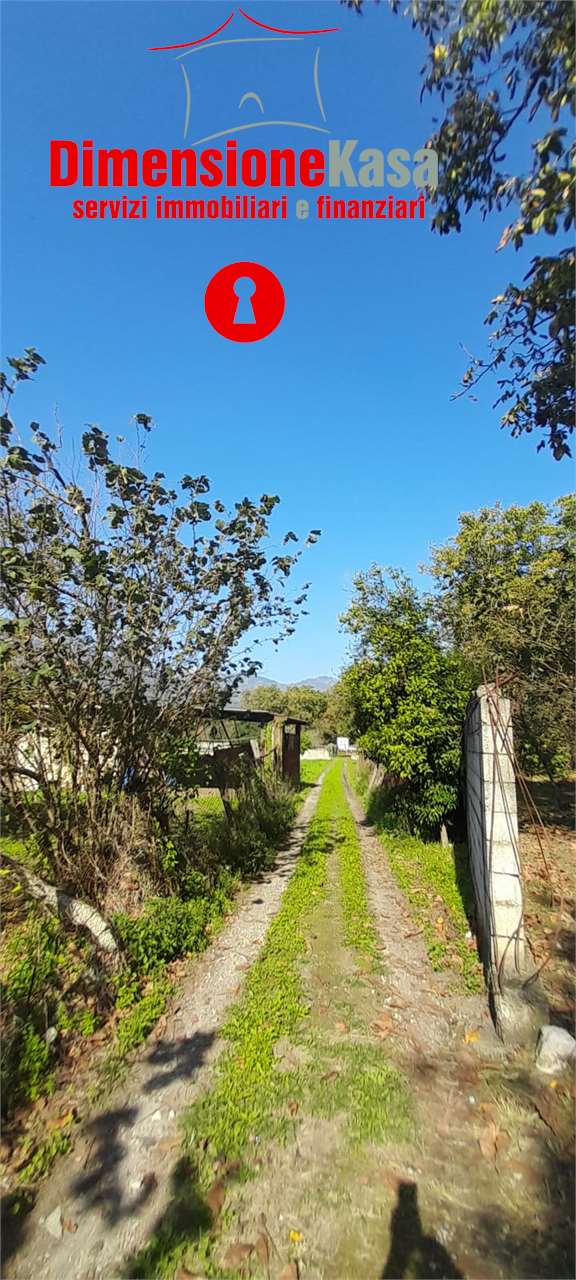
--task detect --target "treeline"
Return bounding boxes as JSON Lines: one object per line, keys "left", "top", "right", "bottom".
{"left": 333, "top": 496, "right": 575, "bottom": 836}
{"left": 240, "top": 681, "right": 350, "bottom": 746}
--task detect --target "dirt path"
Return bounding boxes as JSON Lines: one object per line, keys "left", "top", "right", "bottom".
{"left": 4, "top": 779, "right": 325, "bottom": 1280}
{"left": 165, "top": 763, "right": 572, "bottom": 1280}
{"left": 7, "top": 764, "right": 573, "bottom": 1280}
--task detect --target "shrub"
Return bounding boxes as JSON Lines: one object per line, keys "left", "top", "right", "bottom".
{"left": 114, "top": 898, "right": 214, "bottom": 975}
{"left": 1, "top": 913, "right": 62, "bottom": 1113}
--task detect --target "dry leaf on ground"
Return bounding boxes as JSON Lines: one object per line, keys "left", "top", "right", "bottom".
{"left": 278, "top": 1264, "right": 299, "bottom": 1280}
{"left": 206, "top": 1179, "right": 226, "bottom": 1217}
{"left": 372, "top": 1013, "right": 394, "bottom": 1037}
{"left": 255, "top": 1232, "right": 270, "bottom": 1267}
{"left": 478, "top": 1121, "right": 509, "bottom": 1163}
{"left": 222, "top": 1243, "right": 253, "bottom": 1269}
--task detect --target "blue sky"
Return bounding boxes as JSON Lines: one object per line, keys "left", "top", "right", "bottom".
{"left": 2, "top": 1, "right": 571, "bottom": 683}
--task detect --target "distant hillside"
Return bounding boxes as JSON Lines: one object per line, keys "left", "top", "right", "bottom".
{"left": 241, "top": 675, "right": 334, "bottom": 693}
{"left": 229, "top": 675, "right": 334, "bottom": 708}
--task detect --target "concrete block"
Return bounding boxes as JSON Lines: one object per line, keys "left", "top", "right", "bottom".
{"left": 487, "top": 839, "right": 523, "bottom": 876}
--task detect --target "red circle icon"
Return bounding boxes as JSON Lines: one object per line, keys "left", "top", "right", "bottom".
{"left": 204, "top": 262, "right": 285, "bottom": 342}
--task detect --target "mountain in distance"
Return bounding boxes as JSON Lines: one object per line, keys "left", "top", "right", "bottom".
{"left": 242, "top": 675, "right": 334, "bottom": 693}
{"left": 228, "top": 675, "right": 335, "bottom": 708}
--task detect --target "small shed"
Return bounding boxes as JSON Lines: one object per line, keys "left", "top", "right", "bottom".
{"left": 196, "top": 708, "right": 307, "bottom": 789}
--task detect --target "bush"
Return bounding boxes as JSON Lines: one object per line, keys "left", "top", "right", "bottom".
{"left": 0, "top": 911, "right": 87, "bottom": 1115}
{"left": 114, "top": 892, "right": 227, "bottom": 976}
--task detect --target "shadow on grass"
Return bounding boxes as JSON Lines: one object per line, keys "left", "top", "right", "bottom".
{"left": 0, "top": 1191, "right": 35, "bottom": 1270}
{"left": 120, "top": 1155, "right": 212, "bottom": 1280}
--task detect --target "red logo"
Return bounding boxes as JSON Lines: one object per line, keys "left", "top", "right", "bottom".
{"left": 204, "top": 261, "right": 285, "bottom": 342}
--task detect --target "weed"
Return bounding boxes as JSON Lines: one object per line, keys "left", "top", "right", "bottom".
{"left": 16, "top": 1124, "right": 73, "bottom": 1188}
{"left": 99, "top": 975, "right": 173, "bottom": 1089}
{"left": 123, "top": 766, "right": 337, "bottom": 1278}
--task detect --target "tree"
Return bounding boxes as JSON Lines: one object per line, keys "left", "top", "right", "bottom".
{"left": 0, "top": 349, "right": 317, "bottom": 911}
{"left": 318, "top": 677, "right": 356, "bottom": 742}
{"left": 341, "top": 567, "right": 472, "bottom": 834}
{"left": 428, "top": 495, "right": 575, "bottom": 780}
{"left": 350, "top": 0, "right": 575, "bottom": 459}
{"left": 241, "top": 682, "right": 328, "bottom": 725}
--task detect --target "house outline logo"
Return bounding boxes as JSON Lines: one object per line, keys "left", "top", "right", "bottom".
{"left": 149, "top": 7, "right": 339, "bottom": 143}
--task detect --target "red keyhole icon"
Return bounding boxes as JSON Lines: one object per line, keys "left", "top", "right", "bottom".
{"left": 204, "top": 262, "right": 285, "bottom": 343}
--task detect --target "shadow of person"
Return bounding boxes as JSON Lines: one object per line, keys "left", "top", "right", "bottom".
{"left": 381, "top": 1182, "right": 463, "bottom": 1279}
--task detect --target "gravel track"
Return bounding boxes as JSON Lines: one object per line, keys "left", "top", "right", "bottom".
{"left": 5, "top": 778, "right": 324, "bottom": 1280}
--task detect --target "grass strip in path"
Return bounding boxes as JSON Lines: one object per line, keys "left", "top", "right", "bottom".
{"left": 330, "top": 759, "right": 379, "bottom": 966}
{"left": 124, "top": 764, "right": 337, "bottom": 1278}
{"left": 348, "top": 761, "right": 483, "bottom": 994}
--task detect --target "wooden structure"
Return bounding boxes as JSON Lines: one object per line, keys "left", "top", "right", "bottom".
{"left": 196, "top": 708, "right": 306, "bottom": 789}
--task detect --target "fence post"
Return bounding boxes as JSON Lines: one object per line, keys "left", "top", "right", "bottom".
{"left": 463, "top": 684, "right": 547, "bottom": 1043}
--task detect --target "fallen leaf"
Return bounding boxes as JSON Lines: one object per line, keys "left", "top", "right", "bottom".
{"left": 334, "top": 1020, "right": 348, "bottom": 1033}
{"left": 222, "top": 1243, "right": 253, "bottom": 1269}
{"left": 206, "top": 1179, "right": 226, "bottom": 1218}
{"left": 478, "top": 1122, "right": 509, "bottom": 1163}
{"left": 287, "top": 1100, "right": 299, "bottom": 1117}
{"left": 372, "top": 1013, "right": 394, "bottom": 1037}
{"left": 320, "top": 1069, "right": 339, "bottom": 1084}
{"left": 254, "top": 1232, "right": 270, "bottom": 1267}
{"left": 278, "top": 1265, "right": 299, "bottom": 1280}
{"left": 53, "top": 1109, "right": 76, "bottom": 1129}
{"left": 158, "top": 1136, "right": 181, "bottom": 1154}
{"left": 464, "top": 1029, "right": 480, "bottom": 1044}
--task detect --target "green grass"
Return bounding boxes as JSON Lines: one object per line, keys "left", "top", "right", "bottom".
{"left": 183, "top": 772, "right": 336, "bottom": 1161}
{"left": 125, "top": 761, "right": 413, "bottom": 1279}
{"left": 307, "top": 1040, "right": 411, "bottom": 1144}
{"left": 349, "top": 764, "right": 483, "bottom": 994}
{"left": 300, "top": 758, "right": 329, "bottom": 785}
{"left": 329, "top": 761, "right": 379, "bottom": 964}
{"left": 125, "top": 765, "right": 337, "bottom": 1278}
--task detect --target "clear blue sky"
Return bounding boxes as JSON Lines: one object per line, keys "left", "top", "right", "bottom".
{"left": 2, "top": 1, "right": 570, "bottom": 683}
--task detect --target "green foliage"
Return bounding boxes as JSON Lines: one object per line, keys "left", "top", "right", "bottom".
{"left": 16, "top": 1127, "right": 72, "bottom": 1188}
{"left": 241, "top": 682, "right": 328, "bottom": 725}
{"left": 389, "top": 0, "right": 575, "bottom": 459}
{"left": 318, "top": 676, "right": 356, "bottom": 742}
{"left": 0, "top": 350, "right": 317, "bottom": 906}
{"left": 114, "top": 885, "right": 233, "bottom": 977}
{"left": 114, "top": 978, "right": 172, "bottom": 1060}
{"left": 1, "top": 912, "right": 62, "bottom": 1112}
{"left": 429, "top": 495, "right": 575, "bottom": 779}
{"left": 341, "top": 567, "right": 472, "bottom": 834}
